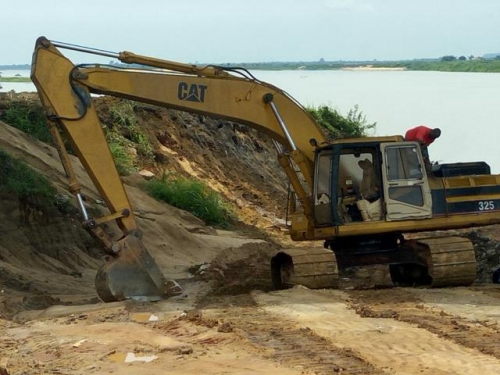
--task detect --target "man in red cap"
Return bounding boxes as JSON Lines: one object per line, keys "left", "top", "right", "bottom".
{"left": 405, "top": 125, "right": 441, "bottom": 172}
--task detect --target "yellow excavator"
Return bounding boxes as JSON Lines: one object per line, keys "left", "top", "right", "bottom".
{"left": 31, "top": 37, "right": 500, "bottom": 301}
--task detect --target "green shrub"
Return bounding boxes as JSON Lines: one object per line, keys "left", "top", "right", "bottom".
{"left": 102, "top": 101, "right": 155, "bottom": 175}
{"left": 307, "top": 104, "right": 376, "bottom": 138}
{"left": 0, "top": 149, "right": 62, "bottom": 213}
{"left": 1, "top": 104, "right": 52, "bottom": 143}
{"left": 109, "top": 101, "right": 154, "bottom": 160}
{"left": 105, "top": 130, "right": 135, "bottom": 176}
{"left": 145, "top": 173, "right": 234, "bottom": 228}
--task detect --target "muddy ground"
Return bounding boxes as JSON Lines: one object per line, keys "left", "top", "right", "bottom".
{"left": 1, "top": 92, "right": 500, "bottom": 374}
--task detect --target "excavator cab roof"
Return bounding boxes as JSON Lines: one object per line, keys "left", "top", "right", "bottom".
{"left": 329, "top": 135, "right": 404, "bottom": 145}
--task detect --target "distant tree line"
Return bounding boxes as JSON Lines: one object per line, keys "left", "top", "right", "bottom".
{"left": 2, "top": 57, "right": 500, "bottom": 74}
{"left": 440, "top": 55, "right": 500, "bottom": 61}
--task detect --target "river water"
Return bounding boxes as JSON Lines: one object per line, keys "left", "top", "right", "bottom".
{"left": 0, "top": 69, "right": 32, "bottom": 92}
{"left": 254, "top": 70, "right": 500, "bottom": 174}
{"left": 2, "top": 69, "right": 499, "bottom": 172}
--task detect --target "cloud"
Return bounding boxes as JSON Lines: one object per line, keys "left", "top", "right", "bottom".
{"left": 325, "top": 0, "right": 374, "bottom": 12}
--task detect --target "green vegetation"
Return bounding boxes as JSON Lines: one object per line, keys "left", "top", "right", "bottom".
{"left": 0, "top": 76, "right": 31, "bottom": 82}
{"left": 0, "top": 149, "right": 65, "bottom": 214}
{"left": 226, "top": 59, "right": 500, "bottom": 73}
{"left": 231, "top": 62, "right": 348, "bottom": 71}
{"left": 2, "top": 58, "right": 500, "bottom": 76}
{"left": 0, "top": 104, "right": 53, "bottom": 143}
{"left": 105, "top": 101, "right": 154, "bottom": 175}
{"left": 144, "top": 173, "right": 235, "bottom": 228}
{"left": 105, "top": 130, "right": 136, "bottom": 175}
{"left": 382, "top": 59, "right": 500, "bottom": 73}
{"left": 0, "top": 99, "right": 153, "bottom": 177}
{"left": 110, "top": 102, "right": 153, "bottom": 158}
{"left": 307, "top": 104, "right": 376, "bottom": 138}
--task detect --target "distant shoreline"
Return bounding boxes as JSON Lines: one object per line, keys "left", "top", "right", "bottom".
{"left": 340, "top": 65, "right": 407, "bottom": 71}
{"left": 0, "top": 77, "right": 31, "bottom": 82}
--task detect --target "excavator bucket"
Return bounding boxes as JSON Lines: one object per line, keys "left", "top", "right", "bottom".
{"left": 94, "top": 234, "right": 182, "bottom": 302}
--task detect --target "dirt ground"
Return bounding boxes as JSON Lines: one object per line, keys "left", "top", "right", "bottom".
{"left": 3, "top": 284, "right": 500, "bottom": 374}
{"left": 1, "top": 93, "right": 500, "bottom": 374}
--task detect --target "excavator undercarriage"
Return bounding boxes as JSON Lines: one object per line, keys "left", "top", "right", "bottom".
{"left": 271, "top": 234, "right": 477, "bottom": 290}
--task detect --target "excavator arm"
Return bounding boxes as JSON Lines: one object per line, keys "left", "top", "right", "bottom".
{"left": 30, "top": 37, "right": 327, "bottom": 301}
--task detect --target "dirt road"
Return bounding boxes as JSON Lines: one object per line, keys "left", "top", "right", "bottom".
{"left": 2, "top": 283, "right": 500, "bottom": 374}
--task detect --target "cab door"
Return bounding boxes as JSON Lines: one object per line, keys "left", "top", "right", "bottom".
{"left": 381, "top": 142, "right": 432, "bottom": 221}
{"left": 313, "top": 150, "right": 334, "bottom": 225}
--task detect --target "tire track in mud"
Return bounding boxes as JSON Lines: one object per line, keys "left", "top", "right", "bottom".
{"left": 254, "top": 287, "right": 500, "bottom": 374}
{"left": 347, "top": 287, "right": 500, "bottom": 359}
{"left": 197, "top": 293, "right": 385, "bottom": 375}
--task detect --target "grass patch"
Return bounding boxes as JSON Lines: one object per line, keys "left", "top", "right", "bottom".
{"left": 144, "top": 173, "right": 234, "bottom": 228}
{"left": 0, "top": 103, "right": 53, "bottom": 143}
{"left": 0, "top": 149, "right": 67, "bottom": 214}
{"left": 105, "top": 130, "right": 136, "bottom": 176}
{"left": 103, "top": 101, "right": 156, "bottom": 175}
{"left": 109, "top": 101, "right": 154, "bottom": 160}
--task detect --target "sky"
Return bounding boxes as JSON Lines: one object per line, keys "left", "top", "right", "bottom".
{"left": 2, "top": 0, "right": 500, "bottom": 65}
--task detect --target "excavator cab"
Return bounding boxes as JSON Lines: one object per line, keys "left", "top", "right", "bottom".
{"left": 313, "top": 138, "right": 432, "bottom": 228}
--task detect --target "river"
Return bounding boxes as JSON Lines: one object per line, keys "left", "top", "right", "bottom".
{"left": 2, "top": 69, "right": 499, "bottom": 172}
{"left": 254, "top": 69, "right": 500, "bottom": 174}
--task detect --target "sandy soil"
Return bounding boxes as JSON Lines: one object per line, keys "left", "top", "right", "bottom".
{"left": 2, "top": 285, "right": 500, "bottom": 374}
{"left": 1, "top": 93, "right": 500, "bottom": 374}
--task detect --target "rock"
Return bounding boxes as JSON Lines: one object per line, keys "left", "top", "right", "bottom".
{"left": 139, "top": 169, "right": 156, "bottom": 180}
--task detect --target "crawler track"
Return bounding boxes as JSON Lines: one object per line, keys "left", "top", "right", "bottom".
{"left": 273, "top": 236, "right": 479, "bottom": 290}
{"left": 421, "top": 236, "right": 477, "bottom": 286}
{"left": 272, "top": 248, "right": 338, "bottom": 289}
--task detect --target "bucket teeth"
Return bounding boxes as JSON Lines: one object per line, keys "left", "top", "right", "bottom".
{"left": 94, "top": 234, "right": 181, "bottom": 302}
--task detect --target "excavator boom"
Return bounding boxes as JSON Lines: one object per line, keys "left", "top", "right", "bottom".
{"left": 30, "top": 37, "right": 326, "bottom": 301}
